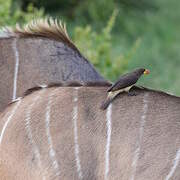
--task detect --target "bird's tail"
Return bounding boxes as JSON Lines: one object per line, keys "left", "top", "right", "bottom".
{"left": 100, "top": 90, "right": 122, "bottom": 110}
{"left": 100, "top": 96, "right": 113, "bottom": 110}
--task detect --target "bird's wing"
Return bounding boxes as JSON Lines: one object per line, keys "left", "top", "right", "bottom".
{"left": 107, "top": 73, "right": 138, "bottom": 92}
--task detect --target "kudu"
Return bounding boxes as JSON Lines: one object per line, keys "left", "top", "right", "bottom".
{"left": 0, "top": 18, "right": 108, "bottom": 111}
{"left": 0, "top": 84, "right": 180, "bottom": 180}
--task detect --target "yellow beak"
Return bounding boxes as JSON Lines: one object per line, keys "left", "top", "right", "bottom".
{"left": 144, "top": 69, "right": 150, "bottom": 75}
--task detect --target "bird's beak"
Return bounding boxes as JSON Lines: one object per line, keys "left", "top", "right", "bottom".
{"left": 144, "top": 69, "right": 150, "bottom": 75}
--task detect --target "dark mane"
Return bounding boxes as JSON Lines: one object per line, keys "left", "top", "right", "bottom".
{"left": 2, "top": 18, "right": 81, "bottom": 53}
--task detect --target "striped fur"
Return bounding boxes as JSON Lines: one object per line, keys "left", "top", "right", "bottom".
{"left": 0, "top": 87, "right": 180, "bottom": 179}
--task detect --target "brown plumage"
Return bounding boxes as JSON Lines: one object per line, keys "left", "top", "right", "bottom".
{"left": 101, "top": 68, "right": 150, "bottom": 110}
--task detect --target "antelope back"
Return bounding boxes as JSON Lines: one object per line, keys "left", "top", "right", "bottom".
{"left": 0, "top": 86, "right": 180, "bottom": 180}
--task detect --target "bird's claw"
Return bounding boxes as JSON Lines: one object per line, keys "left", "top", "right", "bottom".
{"left": 128, "top": 86, "right": 138, "bottom": 96}
{"left": 128, "top": 91, "right": 137, "bottom": 96}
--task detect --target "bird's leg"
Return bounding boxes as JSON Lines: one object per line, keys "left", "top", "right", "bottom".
{"left": 123, "top": 86, "right": 137, "bottom": 96}
{"left": 128, "top": 86, "right": 137, "bottom": 96}
{"left": 128, "top": 90, "right": 137, "bottom": 96}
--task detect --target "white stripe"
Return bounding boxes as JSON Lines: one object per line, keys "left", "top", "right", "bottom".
{"left": 130, "top": 93, "right": 149, "bottom": 180}
{"left": 0, "top": 100, "right": 21, "bottom": 146}
{"left": 0, "top": 28, "right": 13, "bottom": 38}
{"left": 0, "top": 31, "right": 10, "bottom": 38}
{"left": 12, "top": 38, "right": 20, "bottom": 101}
{"left": 45, "top": 93, "right": 60, "bottom": 177}
{"left": 165, "top": 148, "right": 180, "bottom": 180}
{"left": 25, "top": 92, "right": 46, "bottom": 180}
{"left": 73, "top": 87, "right": 83, "bottom": 179}
{"left": 105, "top": 104, "right": 112, "bottom": 180}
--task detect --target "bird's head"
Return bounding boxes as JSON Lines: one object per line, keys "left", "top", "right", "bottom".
{"left": 143, "top": 69, "right": 150, "bottom": 75}
{"left": 134, "top": 68, "right": 150, "bottom": 76}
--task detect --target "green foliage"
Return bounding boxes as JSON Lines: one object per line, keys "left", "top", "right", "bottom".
{"left": 0, "top": 0, "right": 44, "bottom": 27}
{"left": 0, "top": 0, "right": 180, "bottom": 95}
{"left": 17, "top": 0, "right": 157, "bottom": 24}
{"left": 73, "top": 10, "right": 140, "bottom": 81}
{"left": 115, "top": 0, "right": 180, "bottom": 95}
{"left": 73, "top": 0, "right": 116, "bottom": 28}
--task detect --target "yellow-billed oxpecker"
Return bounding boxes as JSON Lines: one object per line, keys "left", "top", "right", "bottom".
{"left": 100, "top": 68, "right": 150, "bottom": 110}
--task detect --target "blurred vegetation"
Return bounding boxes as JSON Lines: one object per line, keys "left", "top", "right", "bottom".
{"left": 0, "top": 0, "right": 44, "bottom": 26}
{"left": 73, "top": 9, "right": 141, "bottom": 80}
{"left": 0, "top": 0, "right": 180, "bottom": 95}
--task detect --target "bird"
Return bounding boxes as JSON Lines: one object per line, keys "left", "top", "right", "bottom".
{"left": 100, "top": 68, "right": 150, "bottom": 110}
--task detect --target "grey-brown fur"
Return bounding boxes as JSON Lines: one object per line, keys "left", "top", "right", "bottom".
{"left": 14, "top": 18, "right": 80, "bottom": 53}
{"left": 0, "top": 87, "right": 180, "bottom": 180}
{"left": 0, "top": 18, "right": 108, "bottom": 111}
{"left": 23, "top": 81, "right": 111, "bottom": 97}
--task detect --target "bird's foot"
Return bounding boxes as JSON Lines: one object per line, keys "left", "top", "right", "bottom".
{"left": 128, "top": 86, "right": 138, "bottom": 96}
{"left": 128, "top": 91, "right": 137, "bottom": 96}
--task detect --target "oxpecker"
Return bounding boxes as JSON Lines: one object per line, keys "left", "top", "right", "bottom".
{"left": 100, "top": 68, "right": 150, "bottom": 110}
